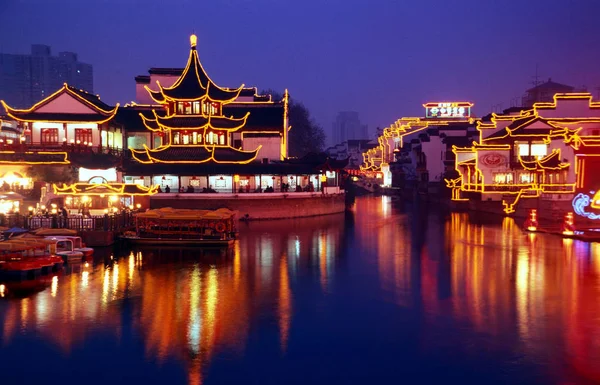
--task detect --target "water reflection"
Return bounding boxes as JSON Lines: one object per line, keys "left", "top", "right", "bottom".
{"left": 356, "top": 196, "right": 600, "bottom": 383}
{"left": 0, "top": 213, "right": 344, "bottom": 384}
{"left": 1, "top": 198, "right": 600, "bottom": 384}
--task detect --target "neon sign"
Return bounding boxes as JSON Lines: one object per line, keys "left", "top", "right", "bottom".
{"left": 480, "top": 152, "right": 507, "bottom": 168}
{"left": 572, "top": 192, "right": 600, "bottom": 220}
{"left": 424, "top": 102, "right": 473, "bottom": 119}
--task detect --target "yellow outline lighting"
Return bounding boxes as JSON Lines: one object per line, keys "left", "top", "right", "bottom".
{"left": 129, "top": 34, "right": 288, "bottom": 165}
{"left": 53, "top": 182, "right": 159, "bottom": 196}
{"left": 447, "top": 92, "right": 600, "bottom": 214}
{"left": 1, "top": 84, "right": 119, "bottom": 123}
{"left": 0, "top": 151, "right": 70, "bottom": 165}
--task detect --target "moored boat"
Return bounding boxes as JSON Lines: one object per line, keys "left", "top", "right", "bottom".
{"left": 44, "top": 236, "right": 94, "bottom": 257}
{"left": 122, "top": 207, "right": 238, "bottom": 246}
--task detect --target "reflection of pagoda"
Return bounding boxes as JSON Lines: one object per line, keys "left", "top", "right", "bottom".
{"left": 131, "top": 34, "right": 261, "bottom": 165}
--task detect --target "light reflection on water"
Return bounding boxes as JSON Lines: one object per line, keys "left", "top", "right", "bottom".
{"left": 0, "top": 197, "right": 599, "bottom": 384}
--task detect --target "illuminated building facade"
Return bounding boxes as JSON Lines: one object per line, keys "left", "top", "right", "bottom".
{"left": 447, "top": 93, "right": 600, "bottom": 218}
{"left": 0, "top": 35, "right": 343, "bottom": 206}
{"left": 121, "top": 35, "right": 338, "bottom": 193}
{"left": 0, "top": 85, "right": 125, "bottom": 201}
{"left": 361, "top": 102, "right": 475, "bottom": 189}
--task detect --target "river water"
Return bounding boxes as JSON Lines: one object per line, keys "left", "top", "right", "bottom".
{"left": 0, "top": 196, "right": 599, "bottom": 384}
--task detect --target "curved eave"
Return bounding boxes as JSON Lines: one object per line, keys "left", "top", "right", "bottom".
{"left": 130, "top": 147, "right": 155, "bottom": 164}
{"left": 0, "top": 151, "right": 70, "bottom": 165}
{"left": 212, "top": 145, "right": 261, "bottom": 164}
{"left": 145, "top": 86, "right": 166, "bottom": 104}
{"left": 140, "top": 113, "right": 162, "bottom": 131}
{"left": 155, "top": 112, "right": 250, "bottom": 132}
{"left": 53, "top": 182, "right": 159, "bottom": 196}
{"left": 1, "top": 100, "right": 118, "bottom": 124}
{"left": 206, "top": 82, "right": 244, "bottom": 104}
{"left": 151, "top": 47, "right": 245, "bottom": 103}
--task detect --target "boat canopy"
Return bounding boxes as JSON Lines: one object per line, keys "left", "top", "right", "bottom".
{"left": 136, "top": 207, "right": 237, "bottom": 221}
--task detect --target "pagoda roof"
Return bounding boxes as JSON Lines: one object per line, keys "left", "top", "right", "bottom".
{"left": 118, "top": 103, "right": 285, "bottom": 133}
{"left": 519, "top": 149, "right": 569, "bottom": 171}
{"left": 131, "top": 145, "right": 260, "bottom": 164}
{"left": 0, "top": 151, "right": 69, "bottom": 165}
{"left": 141, "top": 111, "right": 249, "bottom": 131}
{"left": 1, "top": 84, "right": 118, "bottom": 123}
{"left": 53, "top": 182, "right": 159, "bottom": 196}
{"left": 147, "top": 35, "right": 244, "bottom": 103}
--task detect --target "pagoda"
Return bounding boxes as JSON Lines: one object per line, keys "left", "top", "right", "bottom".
{"left": 131, "top": 34, "right": 261, "bottom": 165}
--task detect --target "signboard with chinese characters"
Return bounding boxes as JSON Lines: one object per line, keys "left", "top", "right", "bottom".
{"left": 424, "top": 102, "right": 473, "bottom": 119}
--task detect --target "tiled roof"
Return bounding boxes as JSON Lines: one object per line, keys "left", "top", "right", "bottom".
{"left": 132, "top": 146, "right": 259, "bottom": 164}
{"left": 66, "top": 85, "right": 114, "bottom": 112}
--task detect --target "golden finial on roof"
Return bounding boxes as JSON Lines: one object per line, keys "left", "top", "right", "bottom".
{"left": 190, "top": 34, "right": 197, "bottom": 48}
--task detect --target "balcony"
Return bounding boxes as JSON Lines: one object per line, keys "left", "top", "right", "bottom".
{"left": 0, "top": 142, "right": 123, "bottom": 156}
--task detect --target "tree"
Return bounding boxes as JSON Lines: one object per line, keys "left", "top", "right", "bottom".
{"left": 262, "top": 89, "right": 326, "bottom": 158}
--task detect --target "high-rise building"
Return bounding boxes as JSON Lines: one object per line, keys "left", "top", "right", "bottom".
{"left": 0, "top": 44, "right": 93, "bottom": 109}
{"left": 331, "top": 111, "right": 368, "bottom": 145}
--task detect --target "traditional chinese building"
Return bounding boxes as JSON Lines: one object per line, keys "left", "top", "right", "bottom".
{"left": 447, "top": 93, "right": 600, "bottom": 220}
{"left": 361, "top": 102, "right": 476, "bottom": 190}
{"left": 0, "top": 85, "right": 127, "bottom": 204}
{"left": 0, "top": 35, "right": 346, "bottom": 218}
{"left": 120, "top": 34, "right": 335, "bottom": 194}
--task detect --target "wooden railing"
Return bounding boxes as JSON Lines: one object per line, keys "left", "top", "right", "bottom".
{"left": 0, "top": 142, "right": 123, "bottom": 155}
{"left": 0, "top": 212, "right": 135, "bottom": 232}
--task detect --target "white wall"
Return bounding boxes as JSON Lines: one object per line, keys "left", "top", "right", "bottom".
{"left": 243, "top": 137, "right": 281, "bottom": 161}
{"left": 31, "top": 122, "right": 63, "bottom": 143}
{"left": 421, "top": 138, "right": 446, "bottom": 182}
{"left": 36, "top": 93, "right": 97, "bottom": 114}
{"left": 66, "top": 123, "right": 98, "bottom": 145}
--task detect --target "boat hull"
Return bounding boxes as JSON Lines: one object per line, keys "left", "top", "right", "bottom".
{"left": 122, "top": 236, "right": 234, "bottom": 247}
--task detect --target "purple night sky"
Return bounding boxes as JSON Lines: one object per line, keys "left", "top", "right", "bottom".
{"left": 1, "top": 0, "right": 599, "bottom": 144}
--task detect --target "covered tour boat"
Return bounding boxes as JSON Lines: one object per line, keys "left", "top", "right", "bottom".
{"left": 123, "top": 207, "right": 238, "bottom": 246}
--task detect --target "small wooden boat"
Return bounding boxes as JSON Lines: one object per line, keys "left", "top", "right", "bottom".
{"left": 123, "top": 207, "right": 238, "bottom": 247}
{"left": 45, "top": 238, "right": 85, "bottom": 264}
{"left": 45, "top": 236, "right": 93, "bottom": 257}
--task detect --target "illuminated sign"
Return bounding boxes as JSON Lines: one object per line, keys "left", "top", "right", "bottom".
{"left": 424, "top": 102, "right": 473, "bottom": 119}
{"left": 79, "top": 167, "right": 117, "bottom": 183}
{"left": 480, "top": 152, "right": 507, "bottom": 168}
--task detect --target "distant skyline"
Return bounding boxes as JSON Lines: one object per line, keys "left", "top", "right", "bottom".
{"left": 1, "top": 0, "right": 599, "bottom": 141}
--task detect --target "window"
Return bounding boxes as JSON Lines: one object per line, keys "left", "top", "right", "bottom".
{"left": 530, "top": 144, "right": 547, "bottom": 158}
{"left": 518, "top": 143, "right": 547, "bottom": 158}
{"left": 182, "top": 133, "right": 190, "bottom": 145}
{"left": 520, "top": 172, "right": 536, "bottom": 183}
{"left": 203, "top": 101, "right": 220, "bottom": 115}
{"left": 206, "top": 131, "right": 215, "bottom": 144}
{"left": 178, "top": 102, "right": 192, "bottom": 114}
{"left": 74, "top": 128, "right": 93, "bottom": 145}
{"left": 192, "top": 101, "right": 201, "bottom": 114}
{"left": 41, "top": 128, "right": 58, "bottom": 144}
{"left": 494, "top": 172, "right": 513, "bottom": 184}
{"left": 173, "top": 132, "right": 181, "bottom": 145}
{"left": 219, "top": 133, "right": 225, "bottom": 145}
